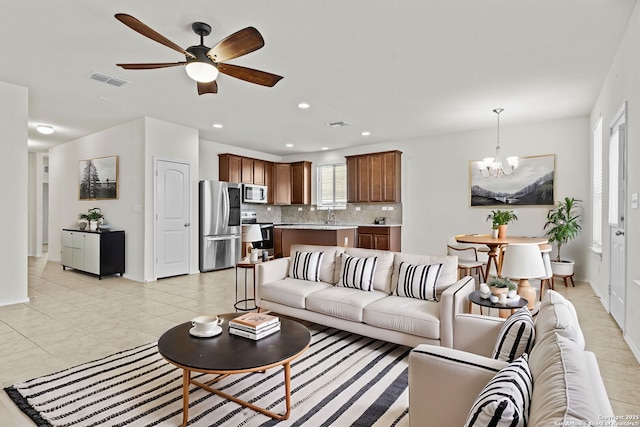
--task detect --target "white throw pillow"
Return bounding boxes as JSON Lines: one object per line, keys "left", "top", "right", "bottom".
{"left": 492, "top": 307, "right": 535, "bottom": 363}
{"left": 394, "top": 262, "right": 442, "bottom": 301}
{"left": 289, "top": 251, "right": 325, "bottom": 282}
{"left": 336, "top": 254, "right": 377, "bottom": 291}
{"left": 465, "top": 354, "right": 533, "bottom": 427}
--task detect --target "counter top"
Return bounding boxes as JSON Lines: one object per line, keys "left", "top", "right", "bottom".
{"left": 274, "top": 223, "right": 401, "bottom": 230}
{"left": 275, "top": 224, "right": 358, "bottom": 230}
{"left": 274, "top": 223, "right": 402, "bottom": 230}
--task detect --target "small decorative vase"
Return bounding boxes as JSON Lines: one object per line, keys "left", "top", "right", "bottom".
{"left": 78, "top": 222, "right": 87, "bottom": 231}
{"left": 497, "top": 224, "right": 508, "bottom": 238}
{"left": 491, "top": 229, "right": 499, "bottom": 239}
{"left": 491, "top": 286, "right": 508, "bottom": 297}
{"left": 498, "top": 293, "right": 508, "bottom": 304}
{"left": 508, "top": 289, "right": 517, "bottom": 298}
{"left": 89, "top": 220, "right": 98, "bottom": 231}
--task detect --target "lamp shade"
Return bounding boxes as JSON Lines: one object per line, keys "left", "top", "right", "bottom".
{"left": 185, "top": 61, "right": 219, "bottom": 83}
{"left": 500, "top": 243, "right": 546, "bottom": 279}
{"left": 242, "top": 224, "right": 263, "bottom": 243}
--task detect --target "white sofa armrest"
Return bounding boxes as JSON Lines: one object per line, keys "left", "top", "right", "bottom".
{"left": 453, "top": 314, "right": 505, "bottom": 357}
{"left": 409, "top": 344, "right": 507, "bottom": 427}
{"left": 438, "top": 276, "right": 475, "bottom": 348}
{"left": 256, "top": 257, "right": 290, "bottom": 287}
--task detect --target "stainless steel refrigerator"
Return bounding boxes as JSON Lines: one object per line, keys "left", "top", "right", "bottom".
{"left": 199, "top": 180, "right": 242, "bottom": 271}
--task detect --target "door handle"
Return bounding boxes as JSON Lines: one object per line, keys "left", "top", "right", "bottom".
{"left": 184, "top": 223, "right": 190, "bottom": 227}
{"left": 615, "top": 230, "right": 624, "bottom": 236}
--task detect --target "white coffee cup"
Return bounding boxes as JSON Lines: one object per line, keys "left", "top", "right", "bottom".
{"left": 191, "top": 315, "right": 223, "bottom": 334}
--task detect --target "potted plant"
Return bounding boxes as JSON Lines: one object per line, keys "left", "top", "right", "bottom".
{"left": 543, "top": 197, "right": 582, "bottom": 276}
{"left": 486, "top": 209, "right": 518, "bottom": 238}
{"left": 79, "top": 208, "right": 104, "bottom": 231}
{"left": 488, "top": 277, "right": 515, "bottom": 297}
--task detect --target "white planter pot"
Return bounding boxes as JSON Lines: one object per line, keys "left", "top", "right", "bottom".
{"left": 550, "top": 260, "right": 575, "bottom": 276}
{"left": 89, "top": 220, "right": 99, "bottom": 231}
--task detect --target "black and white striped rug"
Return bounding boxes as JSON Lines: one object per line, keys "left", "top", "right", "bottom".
{"left": 5, "top": 325, "right": 410, "bottom": 426}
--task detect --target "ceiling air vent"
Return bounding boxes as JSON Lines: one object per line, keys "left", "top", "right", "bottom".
{"left": 87, "top": 72, "right": 129, "bottom": 87}
{"left": 326, "top": 121, "right": 352, "bottom": 128}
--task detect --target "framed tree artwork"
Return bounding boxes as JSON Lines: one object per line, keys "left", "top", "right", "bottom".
{"left": 469, "top": 154, "right": 555, "bottom": 207}
{"left": 79, "top": 155, "right": 119, "bottom": 200}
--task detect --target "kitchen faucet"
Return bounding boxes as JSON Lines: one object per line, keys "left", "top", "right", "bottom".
{"left": 325, "top": 209, "right": 336, "bottom": 225}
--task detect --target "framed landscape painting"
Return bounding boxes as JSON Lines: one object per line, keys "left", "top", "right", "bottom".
{"left": 469, "top": 154, "right": 555, "bottom": 207}
{"left": 79, "top": 155, "right": 119, "bottom": 200}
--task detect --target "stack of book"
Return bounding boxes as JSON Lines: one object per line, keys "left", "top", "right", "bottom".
{"left": 228, "top": 312, "right": 281, "bottom": 340}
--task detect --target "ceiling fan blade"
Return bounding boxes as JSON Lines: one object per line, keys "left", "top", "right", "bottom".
{"left": 116, "top": 62, "right": 186, "bottom": 70}
{"left": 207, "top": 27, "right": 265, "bottom": 63}
{"left": 115, "top": 14, "right": 195, "bottom": 59}
{"left": 197, "top": 81, "right": 218, "bottom": 95}
{"left": 217, "top": 63, "right": 283, "bottom": 87}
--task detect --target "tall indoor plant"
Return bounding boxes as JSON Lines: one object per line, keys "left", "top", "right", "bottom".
{"left": 543, "top": 197, "right": 582, "bottom": 275}
{"left": 486, "top": 209, "right": 518, "bottom": 238}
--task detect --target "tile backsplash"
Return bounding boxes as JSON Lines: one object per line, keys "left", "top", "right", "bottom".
{"left": 243, "top": 203, "right": 402, "bottom": 225}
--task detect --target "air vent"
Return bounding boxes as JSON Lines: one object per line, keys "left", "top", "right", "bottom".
{"left": 326, "top": 121, "right": 352, "bottom": 128}
{"left": 87, "top": 72, "right": 129, "bottom": 87}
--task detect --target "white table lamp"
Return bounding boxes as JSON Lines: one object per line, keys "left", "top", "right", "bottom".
{"left": 500, "top": 243, "right": 546, "bottom": 310}
{"left": 242, "top": 224, "right": 263, "bottom": 260}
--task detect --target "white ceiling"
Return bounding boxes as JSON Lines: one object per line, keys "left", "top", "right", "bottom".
{"left": 2, "top": 0, "right": 636, "bottom": 155}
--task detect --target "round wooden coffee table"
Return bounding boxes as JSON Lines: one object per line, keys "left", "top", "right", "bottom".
{"left": 158, "top": 313, "right": 311, "bottom": 426}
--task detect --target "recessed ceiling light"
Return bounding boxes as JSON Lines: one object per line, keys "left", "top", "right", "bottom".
{"left": 297, "top": 102, "right": 310, "bottom": 109}
{"left": 213, "top": 123, "right": 223, "bottom": 128}
{"left": 286, "top": 143, "right": 294, "bottom": 147}
{"left": 361, "top": 131, "right": 371, "bottom": 136}
{"left": 321, "top": 147, "right": 329, "bottom": 150}
{"left": 36, "top": 124, "right": 54, "bottom": 135}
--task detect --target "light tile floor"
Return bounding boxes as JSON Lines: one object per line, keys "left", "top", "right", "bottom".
{"left": 0, "top": 256, "right": 639, "bottom": 425}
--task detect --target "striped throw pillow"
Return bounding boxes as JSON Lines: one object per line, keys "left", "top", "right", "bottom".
{"left": 492, "top": 307, "right": 535, "bottom": 362}
{"left": 289, "top": 251, "right": 325, "bottom": 282}
{"left": 465, "top": 354, "right": 533, "bottom": 427}
{"left": 394, "top": 262, "right": 442, "bottom": 301}
{"left": 336, "top": 254, "right": 378, "bottom": 291}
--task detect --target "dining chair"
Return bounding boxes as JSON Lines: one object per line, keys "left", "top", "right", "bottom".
{"left": 538, "top": 245, "right": 554, "bottom": 300}
{"left": 447, "top": 245, "right": 486, "bottom": 283}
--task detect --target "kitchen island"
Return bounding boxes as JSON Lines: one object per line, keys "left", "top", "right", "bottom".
{"left": 274, "top": 225, "right": 357, "bottom": 257}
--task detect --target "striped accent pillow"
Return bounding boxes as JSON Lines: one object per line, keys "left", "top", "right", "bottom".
{"left": 394, "top": 262, "right": 442, "bottom": 301}
{"left": 336, "top": 254, "right": 378, "bottom": 291}
{"left": 465, "top": 354, "right": 533, "bottom": 427}
{"left": 289, "top": 251, "right": 325, "bottom": 282}
{"left": 492, "top": 307, "right": 535, "bottom": 362}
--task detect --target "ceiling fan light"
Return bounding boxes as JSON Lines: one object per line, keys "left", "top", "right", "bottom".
{"left": 185, "top": 62, "right": 219, "bottom": 83}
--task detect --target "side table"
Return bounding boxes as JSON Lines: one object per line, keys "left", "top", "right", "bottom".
{"left": 468, "top": 290, "right": 528, "bottom": 319}
{"left": 235, "top": 258, "right": 273, "bottom": 311}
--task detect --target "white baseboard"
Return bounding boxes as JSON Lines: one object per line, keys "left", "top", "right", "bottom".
{"left": 624, "top": 335, "right": 640, "bottom": 365}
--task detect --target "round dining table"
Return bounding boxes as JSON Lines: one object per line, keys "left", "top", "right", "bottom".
{"left": 455, "top": 235, "right": 548, "bottom": 283}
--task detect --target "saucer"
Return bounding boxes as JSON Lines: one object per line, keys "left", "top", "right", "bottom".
{"left": 189, "top": 326, "right": 222, "bottom": 338}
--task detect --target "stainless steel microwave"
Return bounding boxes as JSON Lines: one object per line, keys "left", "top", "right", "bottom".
{"left": 242, "top": 184, "right": 268, "bottom": 204}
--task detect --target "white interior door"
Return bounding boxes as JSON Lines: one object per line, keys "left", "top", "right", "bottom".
{"left": 155, "top": 160, "right": 190, "bottom": 279}
{"left": 609, "top": 104, "right": 626, "bottom": 330}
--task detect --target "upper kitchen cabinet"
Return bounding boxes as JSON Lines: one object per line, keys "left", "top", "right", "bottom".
{"left": 253, "top": 160, "right": 265, "bottom": 185}
{"left": 264, "top": 161, "right": 274, "bottom": 204}
{"left": 346, "top": 150, "right": 402, "bottom": 203}
{"left": 219, "top": 154, "right": 242, "bottom": 183}
{"left": 291, "top": 161, "right": 312, "bottom": 205}
{"left": 273, "top": 163, "right": 292, "bottom": 205}
{"left": 241, "top": 157, "right": 254, "bottom": 183}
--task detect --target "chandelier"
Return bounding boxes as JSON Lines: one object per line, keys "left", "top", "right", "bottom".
{"left": 476, "top": 108, "right": 518, "bottom": 178}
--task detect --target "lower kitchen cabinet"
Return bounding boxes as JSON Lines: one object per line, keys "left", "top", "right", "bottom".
{"left": 357, "top": 226, "right": 401, "bottom": 251}
{"left": 61, "top": 229, "right": 125, "bottom": 279}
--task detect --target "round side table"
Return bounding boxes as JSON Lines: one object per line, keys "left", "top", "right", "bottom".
{"left": 468, "top": 290, "right": 528, "bottom": 318}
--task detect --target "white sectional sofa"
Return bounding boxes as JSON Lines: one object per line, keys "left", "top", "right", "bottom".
{"left": 255, "top": 244, "right": 475, "bottom": 348}
{"left": 408, "top": 290, "right": 614, "bottom": 427}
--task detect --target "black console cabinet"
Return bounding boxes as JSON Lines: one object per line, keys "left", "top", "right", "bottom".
{"left": 61, "top": 229, "right": 125, "bottom": 279}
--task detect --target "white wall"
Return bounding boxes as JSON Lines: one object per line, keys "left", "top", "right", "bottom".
{"left": 27, "top": 152, "right": 45, "bottom": 257}
{"left": 284, "top": 116, "right": 590, "bottom": 278}
{"left": 0, "top": 81, "right": 29, "bottom": 306}
{"left": 590, "top": 2, "right": 640, "bottom": 359}
{"left": 49, "top": 119, "right": 146, "bottom": 281}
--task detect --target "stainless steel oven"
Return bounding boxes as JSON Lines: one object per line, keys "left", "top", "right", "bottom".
{"left": 241, "top": 212, "right": 274, "bottom": 255}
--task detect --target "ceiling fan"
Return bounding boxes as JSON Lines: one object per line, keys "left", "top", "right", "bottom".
{"left": 114, "top": 13, "right": 283, "bottom": 95}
